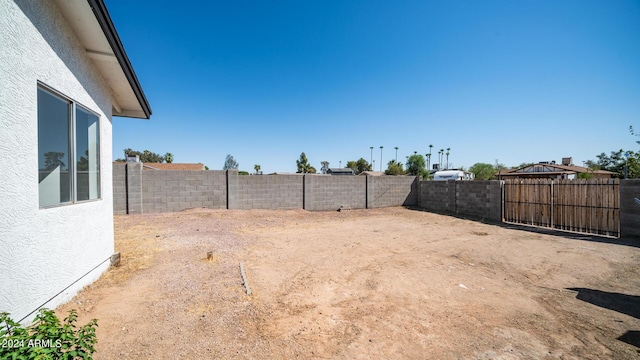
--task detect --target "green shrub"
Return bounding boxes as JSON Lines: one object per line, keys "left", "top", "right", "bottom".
{"left": 1, "top": 309, "right": 98, "bottom": 359}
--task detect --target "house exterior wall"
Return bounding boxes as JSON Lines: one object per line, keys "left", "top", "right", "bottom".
{"left": 0, "top": 1, "right": 115, "bottom": 323}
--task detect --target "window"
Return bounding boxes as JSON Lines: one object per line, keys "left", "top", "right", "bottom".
{"left": 38, "top": 86, "right": 100, "bottom": 207}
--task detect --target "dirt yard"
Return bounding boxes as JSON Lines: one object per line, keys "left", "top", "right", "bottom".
{"left": 58, "top": 207, "right": 640, "bottom": 359}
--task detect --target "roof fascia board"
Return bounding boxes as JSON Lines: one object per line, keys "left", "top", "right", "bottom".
{"left": 87, "top": 0, "right": 152, "bottom": 119}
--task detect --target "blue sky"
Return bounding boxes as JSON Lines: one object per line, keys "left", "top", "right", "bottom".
{"left": 107, "top": 0, "right": 640, "bottom": 173}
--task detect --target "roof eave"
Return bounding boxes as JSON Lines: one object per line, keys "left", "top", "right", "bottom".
{"left": 87, "top": 0, "right": 152, "bottom": 119}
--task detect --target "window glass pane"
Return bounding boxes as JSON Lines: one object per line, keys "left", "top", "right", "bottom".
{"left": 75, "top": 106, "right": 100, "bottom": 201}
{"left": 38, "top": 88, "right": 71, "bottom": 206}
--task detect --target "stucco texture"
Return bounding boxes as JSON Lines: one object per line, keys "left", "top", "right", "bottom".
{"left": 0, "top": 0, "right": 115, "bottom": 323}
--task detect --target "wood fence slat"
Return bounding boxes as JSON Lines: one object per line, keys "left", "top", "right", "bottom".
{"left": 503, "top": 178, "right": 619, "bottom": 238}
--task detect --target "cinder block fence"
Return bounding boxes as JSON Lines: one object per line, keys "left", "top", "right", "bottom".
{"left": 113, "top": 163, "right": 640, "bottom": 238}
{"left": 113, "top": 163, "right": 420, "bottom": 214}
{"left": 620, "top": 180, "right": 640, "bottom": 238}
{"left": 418, "top": 180, "right": 502, "bottom": 221}
{"left": 111, "top": 163, "right": 534, "bottom": 223}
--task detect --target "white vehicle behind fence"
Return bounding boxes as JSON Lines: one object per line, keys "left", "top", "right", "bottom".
{"left": 433, "top": 170, "right": 475, "bottom": 181}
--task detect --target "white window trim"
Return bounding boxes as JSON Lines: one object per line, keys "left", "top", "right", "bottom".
{"left": 38, "top": 82, "right": 102, "bottom": 208}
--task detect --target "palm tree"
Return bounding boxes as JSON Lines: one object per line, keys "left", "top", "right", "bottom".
{"left": 439, "top": 149, "right": 444, "bottom": 169}
{"left": 394, "top": 146, "right": 399, "bottom": 162}
{"left": 164, "top": 152, "right": 174, "bottom": 163}
{"left": 254, "top": 164, "right": 261, "bottom": 175}
{"left": 428, "top": 144, "right": 433, "bottom": 172}
{"left": 370, "top": 146, "right": 374, "bottom": 166}
{"left": 379, "top": 146, "right": 384, "bottom": 172}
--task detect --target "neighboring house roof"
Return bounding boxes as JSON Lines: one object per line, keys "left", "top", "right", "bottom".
{"left": 141, "top": 163, "right": 206, "bottom": 171}
{"left": 327, "top": 168, "right": 355, "bottom": 175}
{"left": 54, "top": 0, "right": 151, "bottom": 119}
{"left": 359, "top": 171, "right": 385, "bottom": 176}
{"left": 499, "top": 163, "right": 615, "bottom": 178}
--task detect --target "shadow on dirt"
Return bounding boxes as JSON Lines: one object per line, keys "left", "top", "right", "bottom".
{"left": 500, "top": 223, "right": 640, "bottom": 249}
{"left": 568, "top": 288, "right": 640, "bottom": 350}
{"left": 618, "top": 331, "right": 640, "bottom": 349}
{"left": 406, "top": 206, "right": 640, "bottom": 249}
{"left": 567, "top": 288, "right": 640, "bottom": 319}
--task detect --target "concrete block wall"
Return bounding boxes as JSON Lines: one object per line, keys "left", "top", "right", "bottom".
{"left": 419, "top": 180, "right": 502, "bottom": 222}
{"left": 126, "top": 162, "right": 143, "bottom": 214}
{"left": 237, "top": 175, "right": 303, "bottom": 210}
{"left": 141, "top": 169, "right": 227, "bottom": 213}
{"left": 112, "top": 164, "right": 636, "bottom": 239}
{"left": 367, "top": 176, "right": 418, "bottom": 208}
{"left": 112, "top": 166, "right": 506, "bottom": 224}
{"left": 620, "top": 179, "right": 640, "bottom": 238}
{"left": 419, "top": 181, "right": 456, "bottom": 213}
{"left": 226, "top": 170, "right": 239, "bottom": 210}
{"left": 455, "top": 181, "right": 502, "bottom": 221}
{"left": 304, "top": 175, "right": 366, "bottom": 211}
{"left": 112, "top": 163, "right": 127, "bottom": 215}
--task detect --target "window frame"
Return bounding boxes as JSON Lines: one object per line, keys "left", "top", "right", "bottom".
{"left": 37, "top": 83, "right": 102, "bottom": 208}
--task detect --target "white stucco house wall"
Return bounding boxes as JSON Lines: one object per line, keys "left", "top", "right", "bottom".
{"left": 0, "top": 0, "right": 151, "bottom": 323}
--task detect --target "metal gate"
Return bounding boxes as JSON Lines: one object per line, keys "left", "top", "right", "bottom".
{"left": 503, "top": 178, "right": 620, "bottom": 237}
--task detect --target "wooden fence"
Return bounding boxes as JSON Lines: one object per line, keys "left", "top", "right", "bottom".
{"left": 503, "top": 178, "right": 620, "bottom": 237}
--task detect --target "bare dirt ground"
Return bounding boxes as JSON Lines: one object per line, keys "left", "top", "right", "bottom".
{"left": 58, "top": 207, "right": 640, "bottom": 359}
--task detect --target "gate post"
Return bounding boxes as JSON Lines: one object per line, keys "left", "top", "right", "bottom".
{"left": 550, "top": 180, "right": 554, "bottom": 229}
